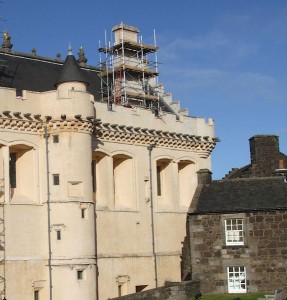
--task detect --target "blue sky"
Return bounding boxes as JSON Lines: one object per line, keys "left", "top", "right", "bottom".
{"left": 1, "top": 0, "right": 287, "bottom": 179}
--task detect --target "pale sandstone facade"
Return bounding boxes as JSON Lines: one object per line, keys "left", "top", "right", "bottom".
{"left": 94, "top": 102, "right": 214, "bottom": 299}
{"left": 0, "top": 83, "right": 97, "bottom": 299}
{"left": 0, "top": 24, "right": 216, "bottom": 299}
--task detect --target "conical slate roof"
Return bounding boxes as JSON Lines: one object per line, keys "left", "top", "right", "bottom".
{"left": 55, "top": 47, "right": 88, "bottom": 86}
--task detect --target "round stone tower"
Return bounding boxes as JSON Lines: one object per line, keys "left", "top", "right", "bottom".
{"left": 44, "top": 48, "right": 96, "bottom": 300}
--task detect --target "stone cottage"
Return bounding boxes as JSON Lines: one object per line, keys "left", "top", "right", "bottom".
{"left": 184, "top": 135, "right": 287, "bottom": 294}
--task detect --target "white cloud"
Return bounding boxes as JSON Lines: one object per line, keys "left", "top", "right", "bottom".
{"left": 159, "top": 30, "right": 257, "bottom": 70}
{"left": 160, "top": 66, "right": 283, "bottom": 104}
{"left": 162, "top": 67, "right": 227, "bottom": 88}
{"left": 159, "top": 32, "right": 230, "bottom": 60}
{"left": 168, "top": 32, "right": 229, "bottom": 51}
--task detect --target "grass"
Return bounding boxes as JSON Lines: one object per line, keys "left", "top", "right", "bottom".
{"left": 188, "top": 293, "right": 268, "bottom": 300}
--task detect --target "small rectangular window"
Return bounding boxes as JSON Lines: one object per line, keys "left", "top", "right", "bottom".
{"left": 16, "top": 89, "right": 23, "bottom": 97}
{"left": 53, "top": 174, "right": 60, "bottom": 186}
{"left": 81, "top": 208, "right": 86, "bottom": 219}
{"left": 118, "top": 284, "right": 122, "bottom": 297}
{"left": 225, "top": 218, "right": 244, "bottom": 245}
{"left": 34, "top": 290, "right": 39, "bottom": 300}
{"left": 9, "top": 152, "right": 17, "bottom": 188}
{"left": 56, "top": 230, "right": 61, "bottom": 240}
{"left": 53, "top": 135, "right": 59, "bottom": 143}
{"left": 116, "top": 277, "right": 128, "bottom": 296}
{"left": 77, "top": 270, "right": 83, "bottom": 280}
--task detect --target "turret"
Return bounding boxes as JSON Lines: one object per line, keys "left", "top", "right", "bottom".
{"left": 56, "top": 47, "right": 88, "bottom": 86}
{"left": 46, "top": 48, "right": 96, "bottom": 299}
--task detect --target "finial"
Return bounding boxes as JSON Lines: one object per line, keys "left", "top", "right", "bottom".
{"left": 68, "top": 42, "right": 73, "bottom": 55}
{"left": 77, "top": 46, "right": 87, "bottom": 66}
{"left": 1, "top": 31, "right": 13, "bottom": 51}
{"left": 31, "top": 48, "right": 37, "bottom": 56}
{"left": 56, "top": 53, "right": 61, "bottom": 61}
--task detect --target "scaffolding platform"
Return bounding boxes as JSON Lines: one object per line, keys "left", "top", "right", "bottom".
{"left": 98, "top": 23, "right": 160, "bottom": 109}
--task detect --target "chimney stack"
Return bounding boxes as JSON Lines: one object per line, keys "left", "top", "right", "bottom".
{"left": 197, "top": 169, "right": 212, "bottom": 184}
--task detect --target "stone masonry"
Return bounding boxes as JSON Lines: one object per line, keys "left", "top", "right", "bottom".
{"left": 249, "top": 135, "right": 285, "bottom": 177}
{"left": 189, "top": 211, "right": 287, "bottom": 294}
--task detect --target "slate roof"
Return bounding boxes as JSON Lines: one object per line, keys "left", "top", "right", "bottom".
{"left": 0, "top": 50, "right": 101, "bottom": 99}
{"left": 0, "top": 49, "right": 177, "bottom": 115}
{"left": 189, "top": 177, "right": 287, "bottom": 215}
{"left": 223, "top": 155, "right": 287, "bottom": 179}
{"left": 55, "top": 50, "right": 89, "bottom": 86}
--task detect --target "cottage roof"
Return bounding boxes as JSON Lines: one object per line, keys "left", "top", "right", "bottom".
{"left": 189, "top": 177, "right": 287, "bottom": 215}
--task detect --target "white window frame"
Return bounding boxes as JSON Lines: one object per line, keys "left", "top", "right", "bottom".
{"left": 225, "top": 218, "right": 244, "bottom": 246}
{"left": 227, "top": 266, "right": 247, "bottom": 293}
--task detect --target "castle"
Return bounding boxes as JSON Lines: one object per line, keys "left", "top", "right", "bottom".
{"left": 0, "top": 24, "right": 217, "bottom": 299}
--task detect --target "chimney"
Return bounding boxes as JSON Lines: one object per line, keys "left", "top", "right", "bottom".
{"left": 249, "top": 135, "right": 280, "bottom": 177}
{"left": 197, "top": 169, "right": 212, "bottom": 184}
{"left": 112, "top": 23, "right": 139, "bottom": 44}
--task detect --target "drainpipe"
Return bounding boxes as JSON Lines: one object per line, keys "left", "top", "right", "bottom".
{"left": 94, "top": 205, "right": 99, "bottom": 300}
{"left": 147, "top": 144, "right": 158, "bottom": 288}
{"left": 44, "top": 126, "right": 53, "bottom": 300}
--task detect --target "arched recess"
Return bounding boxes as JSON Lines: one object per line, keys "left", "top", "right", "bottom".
{"left": 156, "top": 158, "right": 175, "bottom": 210}
{"left": 92, "top": 151, "right": 111, "bottom": 209}
{"left": 177, "top": 159, "right": 197, "bottom": 209}
{"left": 9, "top": 143, "right": 38, "bottom": 203}
{"left": 112, "top": 153, "right": 134, "bottom": 210}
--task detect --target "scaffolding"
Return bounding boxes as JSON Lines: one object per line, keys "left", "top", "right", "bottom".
{"left": 98, "top": 24, "right": 161, "bottom": 114}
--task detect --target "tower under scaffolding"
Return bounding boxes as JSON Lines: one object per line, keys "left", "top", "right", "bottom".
{"left": 98, "top": 23, "right": 162, "bottom": 114}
